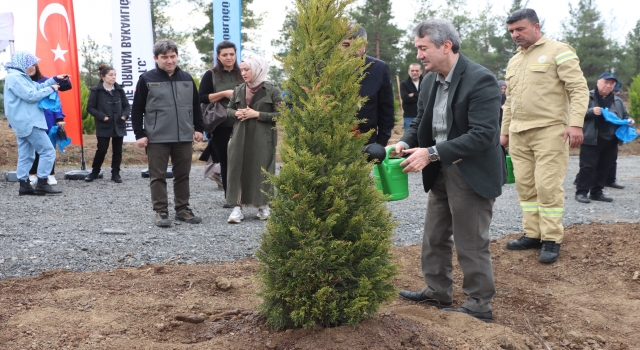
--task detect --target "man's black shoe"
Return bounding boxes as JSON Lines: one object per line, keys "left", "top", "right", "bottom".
{"left": 575, "top": 193, "right": 591, "bottom": 203}
{"left": 589, "top": 193, "right": 613, "bottom": 202}
{"left": 398, "top": 289, "right": 451, "bottom": 308}
{"left": 539, "top": 241, "right": 561, "bottom": 263}
{"left": 442, "top": 307, "right": 493, "bottom": 323}
{"left": 111, "top": 173, "right": 123, "bottom": 183}
{"left": 222, "top": 203, "right": 235, "bottom": 209}
{"left": 505, "top": 236, "right": 542, "bottom": 250}
{"left": 606, "top": 182, "right": 625, "bottom": 189}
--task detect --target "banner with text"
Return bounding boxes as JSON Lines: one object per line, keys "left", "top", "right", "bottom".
{"left": 111, "top": 0, "right": 155, "bottom": 142}
{"left": 213, "top": 0, "right": 242, "bottom": 63}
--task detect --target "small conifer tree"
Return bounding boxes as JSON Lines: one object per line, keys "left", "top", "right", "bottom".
{"left": 629, "top": 73, "right": 640, "bottom": 119}
{"left": 256, "top": 0, "right": 398, "bottom": 330}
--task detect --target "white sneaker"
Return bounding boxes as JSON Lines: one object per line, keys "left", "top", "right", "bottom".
{"left": 257, "top": 207, "right": 270, "bottom": 220}
{"left": 47, "top": 175, "right": 58, "bottom": 185}
{"left": 29, "top": 175, "right": 37, "bottom": 186}
{"left": 227, "top": 206, "right": 244, "bottom": 223}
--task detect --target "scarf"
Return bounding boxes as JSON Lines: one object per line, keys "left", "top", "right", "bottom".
{"left": 242, "top": 54, "right": 269, "bottom": 106}
{"left": 4, "top": 51, "right": 40, "bottom": 72}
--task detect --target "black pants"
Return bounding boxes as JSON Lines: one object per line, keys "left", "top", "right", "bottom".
{"left": 29, "top": 152, "right": 55, "bottom": 175}
{"left": 209, "top": 126, "right": 233, "bottom": 195}
{"left": 576, "top": 137, "right": 618, "bottom": 196}
{"left": 91, "top": 136, "right": 123, "bottom": 174}
{"left": 606, "top": 144, "right": 618, "bottom": 184}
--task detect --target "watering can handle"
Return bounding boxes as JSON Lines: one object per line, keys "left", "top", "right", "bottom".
{"left": 385, "top": 146, "right": 395, "bottom": 163}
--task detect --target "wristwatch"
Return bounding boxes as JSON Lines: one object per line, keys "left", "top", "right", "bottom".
{"left": 427, "top": 147, "right": 440, "bottom": 162}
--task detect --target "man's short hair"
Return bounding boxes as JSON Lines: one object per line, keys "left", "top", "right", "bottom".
{"left": 348, "top": 24, "right": 367, "bottom": 40}
{"left": 153, "top": 39, "right": 179, "bottom": 57}
{"left": 506, "top": 8, "right": 540, "bottom": 25}
{"left": 409, "top": 63, "right": 422, "bottom": 69}
{"left": 413, "top": 19, "right": 461, "bottom": 54}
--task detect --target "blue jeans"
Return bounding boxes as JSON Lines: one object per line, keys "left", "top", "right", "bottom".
{"left": 16, "top": 127, "right": 56, "bottom": 180}
{"left": 404, "top": 117, "right": 416, "bottom": 130}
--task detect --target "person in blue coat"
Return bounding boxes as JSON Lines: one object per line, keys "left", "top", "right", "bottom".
{"left": 3, "top": 51, "right": 68, "bottom": 195}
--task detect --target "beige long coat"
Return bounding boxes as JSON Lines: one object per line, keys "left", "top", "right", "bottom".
{"left": 225, "top": 82, "right": 282, "bottom": 207}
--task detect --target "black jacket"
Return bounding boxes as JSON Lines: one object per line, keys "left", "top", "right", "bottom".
{"left": 357, "top": 55, "right": 395, "bottom": 146}
{"left": 583, "top": 90, "right": 634, "bottom": 146}
{"left": 400, "top": 75, "right": 422, "bottom": 117}
{"left": 400, "top": 54, "right": 505, "bottom": 199}
{"left": 131, "top": 66, "right": 203, "bottom": 142}
{"left": 87, "top": 81, "right": 131, "bottom": 138}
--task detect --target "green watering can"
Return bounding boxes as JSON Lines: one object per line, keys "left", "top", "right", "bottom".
{"left": 373, "top": 147, "right": 409, "bottom": 201}
{"left": 505, "top": 154, "right": 515, "bottom": 184}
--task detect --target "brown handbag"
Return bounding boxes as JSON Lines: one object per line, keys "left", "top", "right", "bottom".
{"left": 201, "top": 70, "right": 228, "bottom": 133}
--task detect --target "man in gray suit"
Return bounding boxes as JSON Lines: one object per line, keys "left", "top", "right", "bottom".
{"left": 392, "top": 19, "right": 505, "bottom": 323}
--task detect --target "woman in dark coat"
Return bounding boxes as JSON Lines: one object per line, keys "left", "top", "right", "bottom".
{"left": 198, "top": 40, "right": 243, "bottom": 205}
{"left": 85, "top": 64, "right": 131, "bottom": 183}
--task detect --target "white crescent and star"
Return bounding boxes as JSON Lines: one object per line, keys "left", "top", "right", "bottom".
{"left": 39, "top": 3, "right": 71, "bottom": 62}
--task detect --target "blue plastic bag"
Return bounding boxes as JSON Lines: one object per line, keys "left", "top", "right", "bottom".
{"left": 48, "top": 126, "right": 71, "bottom": 153}
{"left": 38, "top": 92, "right": 62, "bottom": 113}
{"left": 601, "top": 108, "right": 638, "bottom": 143}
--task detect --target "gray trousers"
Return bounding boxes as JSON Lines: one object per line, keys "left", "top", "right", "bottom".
{"left": 421, "top": 164, "right": 496, "bottom": 312}
{"left": 147, "top": 142, "right": 193, "bottom": 212}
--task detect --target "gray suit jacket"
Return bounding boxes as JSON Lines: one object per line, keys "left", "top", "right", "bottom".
{"left": 399, "top": 54, "right": 506, "bottom": 199}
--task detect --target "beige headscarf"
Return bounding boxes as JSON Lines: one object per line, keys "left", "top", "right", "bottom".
{"left": 242, "top": 54, "right": 269, "bottom": 106}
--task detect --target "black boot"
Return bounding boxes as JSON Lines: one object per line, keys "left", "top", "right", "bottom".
{"left": 111, "top": 172, "right": 123, "bottom": 183}
{"left": 34, "top": 177, "right": 62, "bottom": 195}
{"left": 19, "top": 179, "right": 39, "bottom": 196}
{"left": 84, "top": 169, "right": 100, "bottom": 182}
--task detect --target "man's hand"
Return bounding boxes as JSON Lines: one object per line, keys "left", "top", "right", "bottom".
{"left": 121, "top": 116, "right": 127, "bottom": 120}
{"left": 388, "top": 143, "right": 406, "bottom": 157}
{"left": 593, "top": 107, "right": 602, "bottom": 115}
{"left": 500, "top": 135, "right": 509, "bottom": 147}
{"left": 136, "top": 137, "right": 148, "bottom": 148}
{"left": 51, "top": 84, "right": 59, "bottom": 91}
{"left": 56, "top": 121, "right": 66, "bottom": 127}
{"left": 400, "top": 148, "right": 431, "bottom": 173}
{"left": 194, "top": 131, "right": 203, "bottom": 142}
{"left": 408, "top": 93, "right": 414, "bottom": 97}
{"left": 563, "top": 126, "right": 583, "bottom": 149}
{"left": 627, "top": 119, "right": 636, "bottom": 127}
{"left": 103, "top": 116, "right": 109, "bottom": 121}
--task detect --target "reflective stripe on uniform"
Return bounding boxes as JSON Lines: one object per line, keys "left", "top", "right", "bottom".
{"left": 520, "top": 202, "right": 539, "bottom": 212}
{"left": 555, "top": 51, "right": 578, "bottom": 65}
{"left": 539, "top": 207, "right": 564, "bottom": 217}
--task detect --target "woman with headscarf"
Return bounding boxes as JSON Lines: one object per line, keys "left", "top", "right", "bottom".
{"left": 225, "top": 54, "right": 283, "bottom": 223}
{"left": 3, "top": 51, "right": 69, "bottom": 195}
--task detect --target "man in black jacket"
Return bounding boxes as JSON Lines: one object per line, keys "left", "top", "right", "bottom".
{"left": 400, "top": 63, "right": 423, "bottom": 130}
{"left": 393, "top": 19, "right": 505, "bottom": 323}
{"left": 131, "top": 39, "right": 204, "bottom": 227}
{"left": 574, "top": 72, "right": 635, "bottom": 204}
{"left": 341, "top": 26, "right": 395, "bottom": 146}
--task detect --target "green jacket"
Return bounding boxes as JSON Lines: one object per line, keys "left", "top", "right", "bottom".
{"left": 225, "top": 82, "right": 282, "bottom": 206}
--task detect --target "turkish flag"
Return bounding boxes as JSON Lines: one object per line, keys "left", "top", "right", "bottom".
{"left": 35, "top": 0, "right": 83, "bottom": 146}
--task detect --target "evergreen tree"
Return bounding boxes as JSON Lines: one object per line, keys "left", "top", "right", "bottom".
{"left": 561, "top": 0, "right": 616, "bottom": 87}
{"left": 257, "top": 0, "right": 397, "bottom": 329}
{"left": 79, "top": 36, "right": 112, "bottom": 89}
{"left": 629, "top": 74, "right": 640, "bottom": 119}
{"left": 268, "top": 6, "right": 299, "bottom": 87}
{"left": 350, "top": 0, "right": 404, "bottom": 77}
{"left": 615, "top": 20, "right": 640, "bottom": 86}
{"left": 189, "top": 0, "right": 263, "bottom": 67}
{"left": 397, "top": 0, "right": 437, "bottom": 77}
{"left": 80, "top": 80, "right": 95, "bottom": 135}
{"left": 460, "top": 3, "right": 503, "bottom": 75}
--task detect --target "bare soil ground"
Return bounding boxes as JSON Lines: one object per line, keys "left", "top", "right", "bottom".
{"left": 0, "top": 223, "right": 639, "bottom": 349}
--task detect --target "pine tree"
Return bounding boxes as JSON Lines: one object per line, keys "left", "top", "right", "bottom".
{"left": 629, "top": 74, "right": 640, "bottom": 119}
{"left": 256, "top": 0, "right": 398, "bottom": 330}
{"left": 615, "top": 20, "right": 640, "bottom": 86}
{"left": 561, "top": 0, "right": 616, "bottom": 87}
{"left": 350, "top": 0, "right": 404, "bottom": 77}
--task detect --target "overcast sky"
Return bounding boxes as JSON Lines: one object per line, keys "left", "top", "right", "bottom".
{"left": 1, "top": 0, "right": 638, "bottom": 77}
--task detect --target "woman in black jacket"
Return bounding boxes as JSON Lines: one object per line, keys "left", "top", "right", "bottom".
{"left": 85, "top": 64, "right": 131, "bottom": 183}
{"left": 198, "top": 41, "right": 243, "bottom": 206}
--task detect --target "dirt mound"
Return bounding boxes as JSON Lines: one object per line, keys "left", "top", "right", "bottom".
{"left": 1, "top": 222, "right": 638, "bottom": 349}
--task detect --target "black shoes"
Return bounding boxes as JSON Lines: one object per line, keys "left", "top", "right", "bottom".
{"left": 84, "top": 170, "right": 99, "bottom": 182}
{"left": 398, "top": 289, "right": 452, "bottom": 308}
{"left": 539, "top": 241, "right": 561, "bottom": 263}
{"left": 34, "top": 177, "right": 62, "bottom": 195}
{"left": 575, "top": 193, "right": 591, "bottom": 203}
{"left": 111, "top": 173, "right": 123, "bottom": 183}
{"left": 443, "top": 307, "right": 493, "bottom": 323}
{"left": 505, "top": 235, "right": 542, "bottom": 250}
{"left": 589, "top": 193, "right": 613, "bottom": 202}
{"left": 606, "top": 182, "right": 625, "bottom": 189}
{"left": 18, "top": 179, "right": 38, "bottom": 196}
{"left": 222, "top": 203, "right": 235, "bottom": 209}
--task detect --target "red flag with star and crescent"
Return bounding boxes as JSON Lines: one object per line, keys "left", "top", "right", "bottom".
{"left": 35, "top": 0, "right": 83, "bottom": 146}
